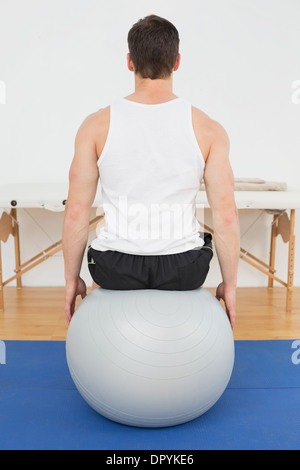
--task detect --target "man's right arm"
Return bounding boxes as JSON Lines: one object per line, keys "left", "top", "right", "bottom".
{"left": 203, "top": 121, "right": 240, "bottom": 328}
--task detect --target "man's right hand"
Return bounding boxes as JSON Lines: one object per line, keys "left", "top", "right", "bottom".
{"left": 216, "top": 282, "right": 236, "bottom": 330}
{"left": 64, "top": 277, "right": 87, "bottom": 324}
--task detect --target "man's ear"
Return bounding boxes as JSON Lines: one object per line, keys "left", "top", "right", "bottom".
{"left": 127, "top": 53, "right": 135, "bottom": 72}
{"left": 173, "top": 53, "right": 181, "bottom": 72}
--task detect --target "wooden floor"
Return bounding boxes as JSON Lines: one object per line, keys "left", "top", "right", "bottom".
{"left": 0, "top": 286, "right": 299, "bottom": 341}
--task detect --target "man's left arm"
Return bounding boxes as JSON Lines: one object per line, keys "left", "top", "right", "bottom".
{"left": 62, "top": 114, "right": 99, "bottom": 323}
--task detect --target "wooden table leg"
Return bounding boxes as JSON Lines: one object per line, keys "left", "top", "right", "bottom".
{"left": 0, "top": 210, "right": 14, "bottom": 312}
{"left": 268, "top": 214, "right": 278, "bottom": 288}
{"left": 0, "top": 242, "right": 3, "bottom": 312}
{"left": 286, "top": 209, "right": 295, "bottom": 312}
{"left": 11, "top": 208, "right": 22, "bottom": 289}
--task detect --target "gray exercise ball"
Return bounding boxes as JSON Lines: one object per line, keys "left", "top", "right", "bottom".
{"left": 66, "top": 287, "right": 234, "bottom": 428}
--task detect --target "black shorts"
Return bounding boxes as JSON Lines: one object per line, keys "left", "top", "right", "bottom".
{"left": 87, "top": 232, "right": 213, "bottom": 291}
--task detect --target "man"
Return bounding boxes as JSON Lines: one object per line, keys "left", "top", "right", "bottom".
{"left": 62, "top": 14, "right": 240, "bottom": 328}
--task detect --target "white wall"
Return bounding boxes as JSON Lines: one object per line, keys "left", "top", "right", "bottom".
{"left": 0, "top": 0, "right": 299, "bottom": 288}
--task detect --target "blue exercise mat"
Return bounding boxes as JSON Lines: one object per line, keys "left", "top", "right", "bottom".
{"left": 0, "top": 340, "right": 299, "bottom": 450}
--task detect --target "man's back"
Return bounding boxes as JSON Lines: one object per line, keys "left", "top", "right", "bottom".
{"left": 90, "top": 95, "right": 211, "bottom": 255}
{"left": 92, "top": 94, "right": 216, "bottom": 167}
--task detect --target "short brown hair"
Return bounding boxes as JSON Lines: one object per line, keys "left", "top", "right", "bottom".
{"left": 127, "top": 14, "right": 180, "bottom": 80}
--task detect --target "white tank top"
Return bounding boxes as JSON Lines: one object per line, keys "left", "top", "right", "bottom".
{"left": 91, "top": 97, "right": 205, "bottom": 255}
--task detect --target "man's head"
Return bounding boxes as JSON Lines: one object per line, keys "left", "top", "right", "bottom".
{"left": 127, "top": 14, "right": 180, "bottom": 80}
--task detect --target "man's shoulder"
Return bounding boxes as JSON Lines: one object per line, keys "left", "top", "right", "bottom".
{"left": 73, "top": 107, "right": 110, "bottom": 159}
{"left": 191, "top": 104, "right": 229, "bottom": 160}
{"left": 77, "top": 106, "right": 110, "bottom": 141}
{"left": 191, "top": 104, "right": 229, "bottom": 143}
{"left": 82, "top": 106, "right": 110, "bottom": 128}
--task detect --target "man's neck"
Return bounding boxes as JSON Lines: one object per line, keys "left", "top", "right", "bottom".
{"left": 133, "top": 75, "right": 175, "bottom": 99}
